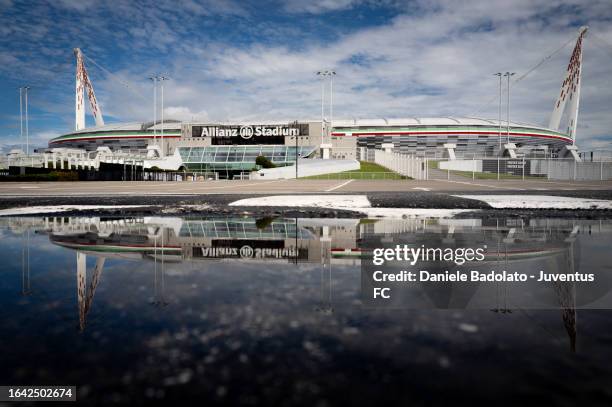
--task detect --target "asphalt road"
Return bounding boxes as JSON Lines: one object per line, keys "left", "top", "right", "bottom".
{"left": 1, "top": 178, "right": 612, "bottom": 196}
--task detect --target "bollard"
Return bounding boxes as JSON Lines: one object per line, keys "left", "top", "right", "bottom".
{"left": 497, "top": 157, "right": 500, "bottom": 180}
{"left": 472, "top": 159, "right": 475, "bottom": 180}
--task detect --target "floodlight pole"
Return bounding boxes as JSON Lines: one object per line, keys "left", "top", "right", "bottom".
{"left": 316, "top": 71, "right": 325, "bottom": 123}
{"left": 504, "top": 72, "right": 515, "bottom": 144}
{"left": 158, "top": 76, "right": 169, "bottom": 156}
{"left": 19, "top": 87, "right": 23, "bottom": 152}
{"left": 24, "top": 86, "right": 30, "bottom": 155}
{"left": 329, "top": 71, "right": 336, "bottom": 129}
{"left": 316, "top": 71, "right": 327, "bottom": 141}
{"left": 494, "top": 73, "right": 502, "bottom": 152}
{"left": 149, "top": 76, "right": 157, "bottom": 146}
{"left": 316, "top": 70, "right": 336, "bottom": 144}
{"left": 494, "top": 73, "right": 502, "bottom": 179}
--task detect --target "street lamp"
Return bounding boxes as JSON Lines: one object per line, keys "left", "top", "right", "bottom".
{"left": 148, "top": 76, "right": 157, "bottom": 147}
{"left": 494, "top": 73, "right": 502, "bottom": 179}
{"left": 316, "top": 71, "right": 326, "bottom": 124}
{"left": 18, "top": 86, "right": 30, "bottom": 155}
{"left": 21, "top": 86, "right": 30, "bottom": 155}
{"left": 329, "top": 70, "right": 336, "bottom": 129}
{"left": 504, "top": 72, "right": 515, "bottom": 144}
{"left": 19, "top": 87, "right": 23, "bottom": 153}
{"left": 493, "top": 73, "right": 502, "bottom": 153}
{"left": 316, "top": 70, "right": 336, "bottom": 143}
{"left": 158, "top": 76, "right": 169, "bottom": 156}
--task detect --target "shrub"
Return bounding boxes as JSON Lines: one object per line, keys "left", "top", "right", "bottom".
{"left": 255, "top": 217, "right": 275, "bottom": 230}
{"left": 255, "top": 155, "right": 275, "bottom": 168}
{"left": 0, "top": 171, "right": 79, "bottom": 182}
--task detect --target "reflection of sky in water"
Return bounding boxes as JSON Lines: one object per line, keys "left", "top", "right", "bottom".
{"left": 0, "top": 217, "right": 611, "bottom": 405}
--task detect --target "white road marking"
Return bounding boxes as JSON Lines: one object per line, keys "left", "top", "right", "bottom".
{"left": 325, "top": 179, "right": 354, "bottom": 192}
{"left": 0, "top": 205, "right": 148, "bottom": 216}
{"left": 19, "top": 186, "right": 40, "bottom": 189}
{"left": 436, "top": 179, "right": 526, "bottom": 190}
{"left": 154, "top": 179, "right": 291, "bottom": 192}
{"left": 228, "top": 195, "right": 472, "bottom": 218}
{"left": 453, "top": 195, "right": 612, "bottom": 209}
{"left": 412, "top": 187, "right": 431, "bottom": 191}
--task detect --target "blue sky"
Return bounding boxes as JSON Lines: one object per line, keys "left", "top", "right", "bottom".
{"left": 1, "top": 0, "right": 611, "bottom": 151}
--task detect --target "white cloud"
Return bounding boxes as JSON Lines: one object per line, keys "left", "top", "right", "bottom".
{"left": 2, "top": 0, "right": 611, "bottom": 152}
{"left": 163, "top": 106, "right": 209, "bottom": 121}
{"left": 0, "top": 130, "right": 59, "bottom": 153}
{"left": 53, "top": 0, "right": 98, "bottom": 12}
{"left": 284, "top": 0, "right": 360, "bottom": 14}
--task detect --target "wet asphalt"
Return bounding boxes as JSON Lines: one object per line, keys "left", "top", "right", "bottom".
{"left": 1, "top": 190, "right": 611, "bottom": 218}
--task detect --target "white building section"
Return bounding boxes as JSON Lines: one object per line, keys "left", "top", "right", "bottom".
{"left": 254, "top": 159, "right": 359, "bottom": 179}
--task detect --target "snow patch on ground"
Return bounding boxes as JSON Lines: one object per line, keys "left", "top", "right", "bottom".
{"left": 454, "top": 195, "right": 612, "bottom": 209}
{"left": 229, "top": 195, "right": 370, "bottom": 209}
{"left": 0, "top": 205, "right": 147, "bottom": 216}
{"left": 229, "top": 195, "right": 471, "bottom": 218}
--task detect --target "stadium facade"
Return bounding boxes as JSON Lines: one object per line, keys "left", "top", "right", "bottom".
{"left": 46, "top": 28, "right": 586, "bottom": 176}
{"left": 48, "top": 117, "right": 572, "bottom": 158}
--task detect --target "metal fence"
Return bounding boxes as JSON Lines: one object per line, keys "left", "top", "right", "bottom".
{"left": 424, "top": 157, "right": 612, "bottom": 181}
{"left": 143, "top": 171, "right": 220, "bottom": 182}
{"left": 301, "top": 171, "right": 408, "bottom": 180}
{"left": 365, "top": 149, "right": 612, "bottom": 181}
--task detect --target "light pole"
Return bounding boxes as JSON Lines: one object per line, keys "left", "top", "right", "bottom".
{"left": 316, "top": 70, "right": 336, "bottom": 143}
{"left": 19, "top": 87, "right": 23, "bottom": 153}
{"left": 504, "top": 72, "right": 515, "bottom": 144}
{"left": 316, "top": 71, "right": 326, "bottom": 124}
{"left": 329, "top": 70, "right": 336, "bottom": 133}
{"left": 149, "top": 76, "right": 157, "bottom": 148}
{"left": 494, "top": 73, "right": 502, "bottom": 179}
{"left": 494, "top": 73, "right": 502, "bottom": 153}
{"left": 158, "top": 76, "right": 169, "bottom": 156}
{"left": 295, "top": 120, "right": 299, "bottom": 179}
{"left": 19, "top": 86, "right": 30, "bottom": 156}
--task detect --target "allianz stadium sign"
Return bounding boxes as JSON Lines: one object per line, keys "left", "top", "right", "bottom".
{"left": 197, "top": 125, "right": 300, "bottom": 139}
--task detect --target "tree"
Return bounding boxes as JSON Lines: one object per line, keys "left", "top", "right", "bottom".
{"left": 255, "top": 155, "right": 275, "bottom": 168}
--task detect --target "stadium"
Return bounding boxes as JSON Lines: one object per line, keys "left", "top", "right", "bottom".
{"left": 47, "top": 117, "right": 573, "bottom": 179}
{"left": 44, "top": 28, "right": 586, "bottom": 178}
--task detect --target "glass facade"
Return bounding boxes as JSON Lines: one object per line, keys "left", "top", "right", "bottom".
{"left": 178, "top": 145, "right": 316, "bottom": 171}
{"left": 179, "top": 219, "right": 314, "bottom": 239}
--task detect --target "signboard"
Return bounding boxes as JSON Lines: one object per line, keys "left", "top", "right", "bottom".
{"left": 482, "top": 159, "right": 531, "bottom": 176}
{"left": 193, "top": 239, "right": 308, "bottom": 260}
{"left": 191, "top": 123, "right": 308, "bottom": 145}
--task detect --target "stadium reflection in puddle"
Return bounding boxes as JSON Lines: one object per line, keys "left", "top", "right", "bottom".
{"left": 1, "top": 215, "right": 612, "bottom": 405}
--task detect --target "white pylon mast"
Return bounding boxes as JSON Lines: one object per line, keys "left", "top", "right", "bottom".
{"left": 74, "top": 48, "right": 104, "bottom": 131}
{"left": 548, "top": 26, "right": 588, "bottom": 144}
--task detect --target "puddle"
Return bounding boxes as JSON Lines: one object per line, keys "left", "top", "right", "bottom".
{"left": 1, "top": 215, "right": 611, "bottom": 404}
